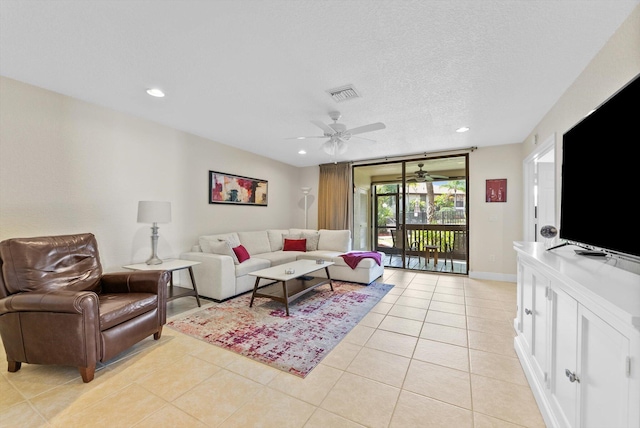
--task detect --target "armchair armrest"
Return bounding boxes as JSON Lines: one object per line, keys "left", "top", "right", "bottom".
{"left": 101, "top": 271, "right": 170, "bottom": 297}
{"left": 0, "top": 290, "right": 98, "bottom": 315}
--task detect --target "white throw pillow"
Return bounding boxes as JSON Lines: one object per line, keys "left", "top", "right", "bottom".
{"left": 209, "top": 240, "right": 240, "bottom": 264}
{"left": 199, "top": 233, "right": 239, "bottom": 253}
{"left": 267, "top": 229, "right": 289, "bottom": 251}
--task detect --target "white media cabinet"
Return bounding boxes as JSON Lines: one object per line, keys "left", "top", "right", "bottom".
{"left": 513, "top": 242, "right": 640, "bottom": 428}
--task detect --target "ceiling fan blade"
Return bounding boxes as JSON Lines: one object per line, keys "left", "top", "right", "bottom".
{"left": 311, "top": 120, "right": 336, "bottom": 135}
{"left": 346, "top": 122, "right": 386, "bottom": 135}
{"left": 285, "top": 136, "right": 327, "bottom": 140}
{"left": 428, "top": 174, "right": 449, "bottom": 179}
{"left": 351, "top": 135, "right": 376, "bottom": 142}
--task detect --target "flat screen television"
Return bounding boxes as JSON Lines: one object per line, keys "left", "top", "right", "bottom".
{"left": 557, "top": 73, "right": 640, "bottom": 260}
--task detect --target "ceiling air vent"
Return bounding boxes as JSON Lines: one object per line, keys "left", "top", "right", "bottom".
{"left": 326, "top": 85, "right": 360, "bottom": 102}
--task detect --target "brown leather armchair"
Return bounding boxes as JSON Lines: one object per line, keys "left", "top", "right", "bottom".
{"left": 0, "top": 233, "right": 169, "bottom": 382}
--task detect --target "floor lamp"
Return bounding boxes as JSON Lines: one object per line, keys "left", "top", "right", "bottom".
{"left": 301, "top": 187, "right": 311, "bottom": 229}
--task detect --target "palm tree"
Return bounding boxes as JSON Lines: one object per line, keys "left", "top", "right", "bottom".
{"left": 440, "top": 180, "right": 466, "bottom": 210}
{"left": 426, "top": 182, "right": 435, "bottom": 223}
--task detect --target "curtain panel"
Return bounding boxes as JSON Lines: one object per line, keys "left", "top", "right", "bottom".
{"left": 318, "top": 162, "right": 352, "bottom": 230}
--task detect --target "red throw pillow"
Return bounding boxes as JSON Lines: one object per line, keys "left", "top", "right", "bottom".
{"left": 232, "top": 245, "right": 251, "bottom": 263}
{"left": 283, "top": 238, "right": 307, "bottom": 252}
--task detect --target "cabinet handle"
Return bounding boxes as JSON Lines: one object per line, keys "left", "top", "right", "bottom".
{"left": 565, "top": 369, "right": 580, "bottom": 383}
{"left": 524, "top": 308, "right": 533, "bottom": 315}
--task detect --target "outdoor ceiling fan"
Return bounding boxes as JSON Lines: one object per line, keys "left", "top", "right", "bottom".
{"left": 290, "top": 111, "right": 385, "bottom": 157}
{"left": 402, "top": 163, "right": 449, "bottom": 182}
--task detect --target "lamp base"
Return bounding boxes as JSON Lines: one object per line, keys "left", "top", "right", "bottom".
{"left": 146, "top": 223, "right": 163, "bottom": 265}
{"left": 145, "top": 257, "right": 163, "bottom": 265}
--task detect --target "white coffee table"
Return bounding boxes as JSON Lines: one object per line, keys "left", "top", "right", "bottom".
{"left": 249, "top": 259, "right": 335, "bottom": 316}
{"left": 123, "top": 259, "right": 201, "bottom": 307}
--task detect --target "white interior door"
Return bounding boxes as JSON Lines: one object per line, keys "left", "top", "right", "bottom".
{"left": 524, "top": 134, "right": 556, "bottom": 242}
{"left": 537, "top": 161, "right": 556, "bottom": 238}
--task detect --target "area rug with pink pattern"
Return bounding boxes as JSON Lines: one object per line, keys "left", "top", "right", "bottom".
{"left": 167, "top": 280, "right": 393, "bottom": 377}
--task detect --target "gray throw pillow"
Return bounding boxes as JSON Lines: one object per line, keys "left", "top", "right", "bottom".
{"left": 302, "top": 231, "right": 319, "bottom": 251}
{"left": 209, "top": 240, "right": 240, "bottom": 264}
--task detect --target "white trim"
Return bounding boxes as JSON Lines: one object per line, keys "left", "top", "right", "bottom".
{"left": 523, "top": 134, "right": 556, "bottom": 242}
{"left": 469, "top": 270, "right": 517, "bottom": 283}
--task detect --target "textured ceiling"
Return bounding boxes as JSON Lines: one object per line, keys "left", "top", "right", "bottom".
{"left": 1, "top": 0, "right": 637, "bottom": 167}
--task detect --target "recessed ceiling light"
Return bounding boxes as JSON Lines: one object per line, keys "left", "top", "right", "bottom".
{"left": 146, "top": 88, "right": 165, "bottom": 98}
{"left": 298, "top": 149, "right": 307, "bottom": 155}
{"left": 456, "top": 127, "right": 469, "bottom": 133}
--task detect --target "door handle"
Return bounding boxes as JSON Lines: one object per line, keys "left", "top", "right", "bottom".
{"left": 524, "top": 308, "right": 533, "bottom": 315}
{"left": 565, "top": 369, "right": 580, "bottom": 383}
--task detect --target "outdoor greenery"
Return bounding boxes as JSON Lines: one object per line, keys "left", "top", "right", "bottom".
{"left": 376, "top": 180, "right": 467, "bottom": 227}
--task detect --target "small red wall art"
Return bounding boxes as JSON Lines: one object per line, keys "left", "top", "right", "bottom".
{"left": 486, "top": 179, "right": 507, "bottom": 203}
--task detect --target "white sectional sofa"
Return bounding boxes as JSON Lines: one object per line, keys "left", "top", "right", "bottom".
{"left": 179, "top": 229, "right": 384, "bottom": 301}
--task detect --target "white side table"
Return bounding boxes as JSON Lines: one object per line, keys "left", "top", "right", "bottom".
{"left": 123, "top": 259, "right": 201, "bottom": 307}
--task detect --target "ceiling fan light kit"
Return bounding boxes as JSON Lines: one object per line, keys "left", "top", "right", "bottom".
{"left": 291, "top": 111, "right": 386, "bottom": 160}
{"left": 322, "top": 138, "right": 348, "bottom": 156}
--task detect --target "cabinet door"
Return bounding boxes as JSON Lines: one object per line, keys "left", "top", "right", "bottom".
{"left": 577, "top": 306, "right": 629, "bottom": 428}
{"left": 519, "top": 261, "right": 534, "bottom": 345}
{"left": 531, "top": 273, "right": 549, "bottom": 383}
{"left": 519, "top": 261, "right": 550, "bottom": 383}
{"left": 549, "top": 287, "right": 578, "bottom": 428}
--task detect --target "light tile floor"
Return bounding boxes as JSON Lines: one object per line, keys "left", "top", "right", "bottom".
{"left": 0, "top": 270, "right": 545, "bottom": 427}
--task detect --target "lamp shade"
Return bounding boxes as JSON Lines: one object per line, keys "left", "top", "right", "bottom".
{"left": 137, "top": 201, "right": 171, "bottom": 223}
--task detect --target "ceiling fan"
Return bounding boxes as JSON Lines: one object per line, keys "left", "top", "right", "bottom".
{"left": 403, "top": 163, "right": 449, "bottom": 182}
{"left": 291, "top": 111, "right": 385, "bottom": 157}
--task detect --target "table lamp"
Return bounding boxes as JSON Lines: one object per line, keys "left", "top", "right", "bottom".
{"left": 137, "top": 201, "right": 171, "bottom": 265}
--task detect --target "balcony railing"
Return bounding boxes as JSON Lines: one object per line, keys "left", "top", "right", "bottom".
{"left": 376, "top": 224, "right": 467, "bottom": 262}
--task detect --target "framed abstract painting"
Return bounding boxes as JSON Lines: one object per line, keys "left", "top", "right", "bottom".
{"left": 209, "top": 171, "right": 268, "bottom": 206}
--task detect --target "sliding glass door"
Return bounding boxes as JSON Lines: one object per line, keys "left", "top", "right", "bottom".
{"left": 354, "top": 155, "right": 469, "bottom": 274}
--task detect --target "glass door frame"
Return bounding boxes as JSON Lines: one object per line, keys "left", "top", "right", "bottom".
{"left": 357, "top": 155, "right": 469, "bottom": 274}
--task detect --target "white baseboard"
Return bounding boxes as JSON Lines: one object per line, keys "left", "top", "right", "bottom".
{"left": 468, "top": 270, "right": 517, "bottom": 283}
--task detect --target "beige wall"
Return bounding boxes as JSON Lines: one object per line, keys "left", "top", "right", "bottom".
{"left": 468, "top": 144, "right": 522, "bottom": 280}
{"left": 521, "top": 5, "right": 640, "bottom": 227}
{"left": 0, "top": 77, "right": 304, "bottom": 271}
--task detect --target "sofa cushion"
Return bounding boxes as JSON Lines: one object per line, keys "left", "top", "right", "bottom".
{"left": 298, "top": 251, "right": 382, "bottom": 268}
{"left": 267, "top": 229, "right": 290, "bottom": 251}
{"left": 331, "top": 253, "right": 380, "bottom": 268}
{"left": 253, "top": 251, "right": 301, "bottom": 265}
{"left": 283, "top": 238, "right": 306, "bottom": 252}
{"left": 298, "top": 250, "right": 343, "bottom": 262}
{"left": 233, "top": 245, "right": 251, "bottom": 263}
{"left": 98, "top": 293, "right": 157, "bottom": 330}
{"left": 238, "top": 231, "right": 271, "bottom": 255}
{"left": 234, "top": 257, "right": 271, "bottom": 277}
{"left": 318, "top": 229, "right": 351, "bottom": 252}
